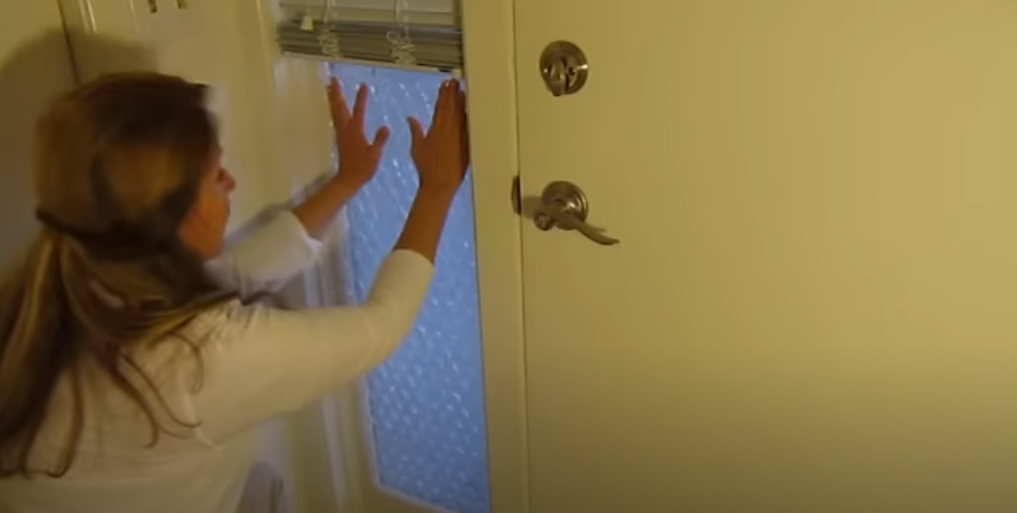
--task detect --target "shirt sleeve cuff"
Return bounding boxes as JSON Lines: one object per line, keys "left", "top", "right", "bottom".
{"left": 369, "top": 249, "right": 436, "bottom": 303}
{"left": 276, "top": 210, "right": 324, "bottom": 256}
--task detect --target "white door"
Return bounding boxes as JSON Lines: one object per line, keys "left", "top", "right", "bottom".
{"left": 510, "top": 1, "right": 1017, "bottom": 511}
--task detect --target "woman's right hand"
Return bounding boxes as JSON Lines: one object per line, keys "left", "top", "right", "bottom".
{"left": 407, "top": 79, "right": 470, "bottom": 195}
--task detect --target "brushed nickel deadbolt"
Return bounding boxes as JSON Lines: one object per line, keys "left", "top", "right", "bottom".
{"left": 539, "top": 41, "right": 589, "bottom": 97}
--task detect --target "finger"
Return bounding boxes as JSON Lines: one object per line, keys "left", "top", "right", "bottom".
{"left": 440, "top": 80, "right": 459, "bottom": 122}
{"left": 457, "top": 90, "right": 470, "bottom": 170}
{"left": 454, "top": 89, "right": 468, "bottom": 139}
{"left": 371, "top": 126, "right": 391, "bottom": 150}
{"left": 448, "top": 80, "right": 461, "bottom": 105}
{"left": 442, "top": 81, "right": 463, "bottom": 132}
{"left": 461, "top": 99, "right": 471, "bottom": 170}
{"left": 431, "top": 81, "right": 452, "bottom": 129}
{"left": 329, "top": 77, "right": 351, "bottom": 125}
{"left": 407, "top": 117, "right": 425, "bottom": 145}
{"left": 353, "top": 84, "right": 369, "bottom": 129}
{"left": 369, "top": 127, "right": 392, "bottom": 166}
{"left": 456, "top": 89, "right": 468, "bottom": 124}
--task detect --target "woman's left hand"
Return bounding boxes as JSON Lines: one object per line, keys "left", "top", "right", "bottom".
{"left": 328, "top": 77, "right": 391, "bottom": 190}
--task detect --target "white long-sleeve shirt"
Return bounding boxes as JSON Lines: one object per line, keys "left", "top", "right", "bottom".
{"left": 0, "top": 212, "right": 434, "bottom": 513}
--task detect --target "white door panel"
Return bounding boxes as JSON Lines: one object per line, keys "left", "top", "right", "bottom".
{"left": 512, "top": 1, "right": 1017, "bottom": 512}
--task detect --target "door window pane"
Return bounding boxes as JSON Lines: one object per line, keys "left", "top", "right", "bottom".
{"left": 334, "top": 63, "right": 491, "bottom": 513}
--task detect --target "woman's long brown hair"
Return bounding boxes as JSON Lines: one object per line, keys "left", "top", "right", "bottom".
{"left": 0, "top": 73, "right": 234, "bottom": 477}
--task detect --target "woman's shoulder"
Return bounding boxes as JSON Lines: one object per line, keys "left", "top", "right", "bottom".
{"left": 183, "top": 299, "right": 260, "bottom": 340}
{"left": 140, "top": 300, "right": 270, "bottom": 391}
{"left": 178, "top": 298, "right": 300, "bottom": 355}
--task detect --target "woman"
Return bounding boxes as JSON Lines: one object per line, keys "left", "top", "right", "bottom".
{"left": 0, "top": 72, "right": 469, "bottom": 512}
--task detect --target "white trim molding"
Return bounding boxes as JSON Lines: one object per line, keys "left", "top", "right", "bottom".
{"left": 460, "top": 0, "right": 530, "bottom": 511}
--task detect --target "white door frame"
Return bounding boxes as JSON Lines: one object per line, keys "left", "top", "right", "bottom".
{"left": 458, "top": 0, "right": 530, "bottom": 512}
{"left": 307, "top": 0, "right": 533, "bottom": 511}
{"left": 283, "top": 0, "right": 531, "bottom": 511}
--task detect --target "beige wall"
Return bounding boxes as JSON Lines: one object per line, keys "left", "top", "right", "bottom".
{"left": 0, "top": 2, "right": 342, "bottom": 510}
{"left": 0, "top": 0, "right": 75, "bottom": 269}
{"left": 59, "top": 3, "right": 340, "bottom": 511}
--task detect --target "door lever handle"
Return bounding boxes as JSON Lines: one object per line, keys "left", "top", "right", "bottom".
{"left": 532, "top": 181, "right": 620, "bottom": 246}
{"left": 535, "top": 202, "right": 620, "bottom": 246}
